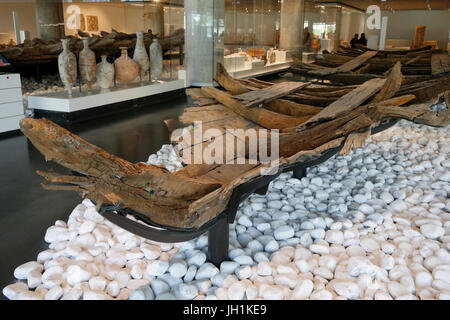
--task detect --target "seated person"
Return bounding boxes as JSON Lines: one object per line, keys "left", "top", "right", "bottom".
{"left": 358, "top": 33, "right": 368, "bottom": 46}
{"left": 350, "top": 34, "right": 359, "bottom": 48}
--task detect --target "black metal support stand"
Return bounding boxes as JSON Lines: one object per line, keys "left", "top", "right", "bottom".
{"left": 207, "top": 214, "right": 229, "bottom": 267}
{"left": 35, "top": 64, "right": 42, "bottom": 83}
{"left": 293, "top": 166, "right": 307, "bottom": 180}
{"left": 179, "top": 44, "right": 184, "bottom": 66}
{"left": 255, "top": 184, "right": 269, "bottom": 196}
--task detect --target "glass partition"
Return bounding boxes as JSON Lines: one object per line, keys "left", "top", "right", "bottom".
{"left": 303, "top": 1, "right": 366, "bottom": 53}
{"left": 304, "top": 2, "right": 339, "bottom": 54}
{"left": 61, "top": 0, "right": 185, "bottom": 82}
{"left": 0, "top": 1, "right": 185, "bottom": 88}
{"left": 215, "top": 0, "right": 304, "bottom": 79}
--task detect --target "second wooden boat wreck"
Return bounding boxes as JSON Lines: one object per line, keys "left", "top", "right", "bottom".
{"left": 288, "top": 46, "right": 449, "bottom": 85}
{"left": 20, "top": 63, "right": 450, "bottom": 232}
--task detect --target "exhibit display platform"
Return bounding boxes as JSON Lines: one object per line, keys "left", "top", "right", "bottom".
{"left": 223, "top": 48, "right": 293, "bottom": 79}
{"left": 29, "top": 78, "right": 186, "bottom": 114}
{"left": 227, "top": 60, "right": 293, "bottom": 79}
{"left": 0, "top": 73, "right": 24, "bottom": 134}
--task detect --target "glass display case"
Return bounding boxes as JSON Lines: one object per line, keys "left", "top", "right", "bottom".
{"left": 61, "top": 0, "right": 185, "bottom": 82}
{"left": 214, "top": 0, "right": 305, "bottom": 79}
{"left": 0, "top": 1, "right": 188, "bottom": 120}
{"left": 304, "top": 2, "right": 365, "bottom": 53}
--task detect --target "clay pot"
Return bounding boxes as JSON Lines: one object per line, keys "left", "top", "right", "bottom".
{"left": 96, "top": 55, "right": 114, "bottom": 89}
{"left": 149, "top": 39, "right": 163, "bottom": 81}
{"left": 114, "top": 47, "right": 139, "bottom": 84}
{"left": 79, "top": 38, "right": 96, "bottom": 91}
{"left": 58, "top": 39, "right": 77, "bottom": 96}
{"left": 133, "top": 31, "right": 150, "bottom": 82}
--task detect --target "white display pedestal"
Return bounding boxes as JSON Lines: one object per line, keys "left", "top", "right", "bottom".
{"left": 320, "top": 39, "right": 331, "bottom": 52}
{"left": 274, "top": 50, "right": 287, "bottom": 63}
{"left": 224, "top": 55, "right": 246, "bottom": 72}
{"left": 302, "top": 52, "right": 316, "bottom": 63}
{"left": 0, "top": 73, "right": 24, "bottom": 133}
{"left": 227, "top": 60, "right": 293, "bottom": 79}
{"left": 28, "top": 79, "right": 186, "bottom": 114}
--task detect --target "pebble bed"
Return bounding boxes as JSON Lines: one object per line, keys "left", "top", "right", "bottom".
{"left": 3, "top": 120, "right": 449, "bottom": 300}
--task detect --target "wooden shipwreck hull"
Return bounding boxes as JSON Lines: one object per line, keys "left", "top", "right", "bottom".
{"left": 0, "top": 29, "right": 184, "bottom": 65}
{"left": 289, "top": 46, "right": 449, "bottom": 86}
{"left": 20, "top": 63, "right": 450, "bottom": 230}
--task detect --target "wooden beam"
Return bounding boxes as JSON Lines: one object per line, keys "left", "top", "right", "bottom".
{"left": 299, "top": 78, "right": 386, "bottom": 128}
{"left": 431, "top": 54, "right": 450, "bottom": 76}
{"left": 264, "top": 99, "right": 322, "bottom": 117}
{"left": 373, "top": 61, "right": 403, "bottom": 103}
{"left": 201, "top": 87, "right": 309, "bottom": 129}
{"left": 308, "top": 51, "right": 378, "bottom": 76}
{"left": 215, "top": 63, "right": 249, "bottom": 95}
{"left": 232, "top": 81, "right": 310, "bottom": 108}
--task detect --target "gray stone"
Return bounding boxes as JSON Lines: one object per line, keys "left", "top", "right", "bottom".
{"left": 195, "top": 263, "right": 219, "bottom": 280}
{"left": 274, "top": 225, "right": 295, "bottom": 240}
{"left": 150, "top": 279, "right": 170, "bottom": 296}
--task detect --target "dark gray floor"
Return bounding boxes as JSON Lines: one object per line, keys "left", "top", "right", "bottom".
{"left": 0, "top": 95, "right": 187, "bottom": 298}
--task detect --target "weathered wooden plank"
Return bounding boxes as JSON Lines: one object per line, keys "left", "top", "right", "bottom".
{"left": 413, "top": 25, "right": 426, "bottom": 49}
{"left": 286, "top": 92, "right": 337, "bottom": 107}
{"left": 278, "top": 95, "right": 415, "bottom": 157}
{"left": 176, "top": 103, "right": 264, "bottom": 161}
{"left": 202, "top": 87, "right": 310, "bottom": 129}
{"left": 232, "top": 82, "right": 310, "bottom": 108}
{"left": 215, "top": 63, "right": 249, "bottom": 95}
{"left": 309, "top": 51, "right": 378, "bottom": 76}
{"left": 337, "top": 51, "right": 379, "bottom": 73}
{"left": 299, "top": 78, "right": 386, "bottom": 127}
{"left": 404, "top": 55, "right": 425, "bottom": 66}
{"left": 186, "top": 88, "right": 211, "bottom": 100}
{"left": 180, "top": 104, "right": 239, "bottom": 125}
{"left": 264, "top": 99, "right": 322, "bottom": 117}
{"left": 396, "top": 74, "right": 450, "bottom": 102}
{"left": 431, "top": 54, "right": 450, "bottom": 76}
{"left": 240, "top": 77, "right": 356, "bottom": 97}
{"left": 373, "top": 61, "right": 403, "bottom": 103}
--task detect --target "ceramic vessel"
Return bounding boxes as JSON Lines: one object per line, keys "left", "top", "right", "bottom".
{"left": 79, "top": 38, "right": 96, "bottom": 91}
{"left": 58, "top": 39, "right": 77, "bottom": 96}
{"left": 149, "top": 38, "right": 163, "bottom": 81}
{"left": 114, "top": 47, "right": 140, "bottom": 84}
{"left": 133, "top": 31, "right": 150, "bottom": 82}
{"left": 96, "top": 55, "right": 114, "bottom": 89}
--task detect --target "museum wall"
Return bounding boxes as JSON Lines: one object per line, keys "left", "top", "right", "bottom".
{"left": 364, "top": 9, "right": 450, "bottom": 50}
{"left": 164, "top": 7, "right": 185, "bottom": 36}
{"left": 62, "top": 2, "right": 184, "bottom": 38}
{"left": 224, "top": 11, "right": 279, "bottom": 47}
{"left": 340, "top": 11, "right": 365, "bottom": 42}
{"left": 63, "top": 3, "right": 127, "bottom": 36}
{"left": 0, "top": 1, "right": 38, "bottom": 43}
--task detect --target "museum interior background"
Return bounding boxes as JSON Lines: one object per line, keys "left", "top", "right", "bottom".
{"left": 1, "top": 1, "right": 449, "bottom": 90}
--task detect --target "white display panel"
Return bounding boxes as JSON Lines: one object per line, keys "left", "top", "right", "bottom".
{"left": 29, "top": 79, "right": 186, "bottom": 113}
{"left": 226, "top": 60, "right": 293, "bottom": 79}
{"left": 0, "top": 73, "right": 23, "bottom": 133}
{"left": 0, "top": 115, "right": 24, "bottom": 133}
{"left": 0, "top": 101, "right": 23, "bottom": 119}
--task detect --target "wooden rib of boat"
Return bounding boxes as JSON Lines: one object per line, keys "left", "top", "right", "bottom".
{"left": 19, "top": 63, "right": 450, "bottom": 230}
